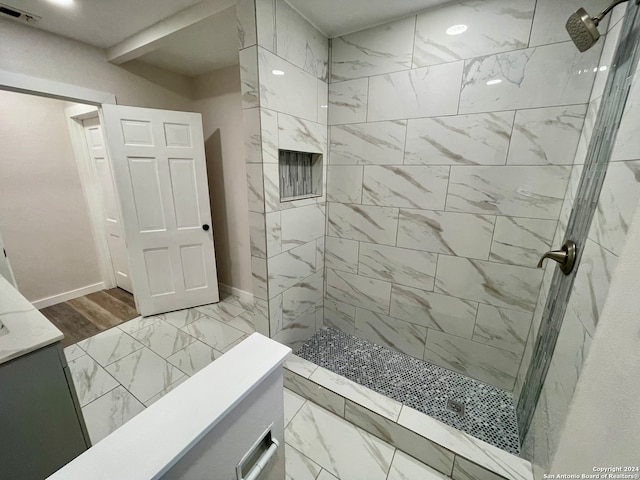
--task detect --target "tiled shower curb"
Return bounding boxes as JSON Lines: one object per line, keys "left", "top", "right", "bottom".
{"left": 284, "top": 354, "right": 533, "bottom": 480}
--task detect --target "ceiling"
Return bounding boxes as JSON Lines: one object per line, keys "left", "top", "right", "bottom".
{"left": 136, "top": 7, "right": 238, "bottom": 77}
{"left": 288, "top": 0, "right": 451, "bottom": 37}
{"left": 4, "top": 0, "right": 453, "bottom": 77}
{"left": 4, "top": 0, "right": 202, "bottom": 48}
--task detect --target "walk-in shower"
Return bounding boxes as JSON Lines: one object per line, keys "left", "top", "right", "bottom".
{"left": 240, "top": 0, "right": 640, "bottom": 472}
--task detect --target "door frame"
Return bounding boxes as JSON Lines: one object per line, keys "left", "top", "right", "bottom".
{"left": 65, "top": 105, "right": 121, "bottom": 292}
{"left": 0, "top": 69, "right": 129, "bottom": 297}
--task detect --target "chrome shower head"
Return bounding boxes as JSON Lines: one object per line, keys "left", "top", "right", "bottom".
{"left": 566, "top": 0, "right": 633, "bottom": 52}
{"left": 566, "top": 7, "right": 601, "bottom": 52}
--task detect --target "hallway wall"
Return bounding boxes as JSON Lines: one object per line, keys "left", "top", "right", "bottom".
{"left": 0, "top": 18, "right": 193, "bottom": 111}
{"left": 0, "top": 90, "right": 102, "bottom": 303}
{"left": 191, "top": 65, "right": 253, "bottom": 296}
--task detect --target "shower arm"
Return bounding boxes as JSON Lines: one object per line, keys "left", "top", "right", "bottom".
{"left": 593, "top": 0, "right": 637, "bottom": 24}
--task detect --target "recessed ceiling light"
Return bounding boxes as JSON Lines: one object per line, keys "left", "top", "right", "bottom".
{"left": 272, "top": 69, "right": 285, "bottom": 76}
{"left": 446, "top": 24, "right": 467, "bottom": 35}
{"left": 486, "top": 79, "right": 502, "bottom": 85}
{"left": 46, "top": 0, "right": 75, "bottom": 6}
{"left": 599, "top": 65, "right": 608, "bottom": 71}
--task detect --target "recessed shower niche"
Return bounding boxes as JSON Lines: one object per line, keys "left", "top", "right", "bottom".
{"left": 278, "top": 149, "right": 323, "bottom": 202}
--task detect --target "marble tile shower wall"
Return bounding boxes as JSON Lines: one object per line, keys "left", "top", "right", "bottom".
{"left": 325, "top": 0, "right": 606, "bottom": 391}
{"left": 519, "top": 6, "right": 640, "bottom": 471}
{"left": 238, "top": 0, "right": 329, "bottom": 349}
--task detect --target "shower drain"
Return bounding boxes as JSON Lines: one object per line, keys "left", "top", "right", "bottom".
{"left": 446, "top": 399, "right": 465, "bottom": 417}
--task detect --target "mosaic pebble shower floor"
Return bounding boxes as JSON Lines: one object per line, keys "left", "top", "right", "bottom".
{"left": 296, "top": 327, "right": 520, "bottom": 454}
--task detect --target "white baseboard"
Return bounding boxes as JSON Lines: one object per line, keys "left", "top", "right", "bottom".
{"left": 219, "top": 283, "right": 254, "bottom": 304}
{"left": 32, "top": 282, "right": 106, "bottom": 310}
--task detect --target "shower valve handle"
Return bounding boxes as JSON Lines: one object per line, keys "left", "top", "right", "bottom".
{"left": 537, "top": 240, "right": 577, "bottom": 275}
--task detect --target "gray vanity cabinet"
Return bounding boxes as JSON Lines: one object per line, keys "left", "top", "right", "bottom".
{"left": 0, "top": 342, "right": 90, "bottom": 479}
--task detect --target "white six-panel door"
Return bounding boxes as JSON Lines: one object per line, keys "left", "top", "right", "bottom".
{"left": 82, "top": 116, "right": 133, "bottom": 294}
{"left": 101, "top": 105, "right": 219, "bottom": 316}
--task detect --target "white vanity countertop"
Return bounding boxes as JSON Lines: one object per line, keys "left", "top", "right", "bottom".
{"left": 49, "top": 333, "right": 291, "bottom": 480}
{"left": 0, "top": 276, "right": 63, "bottom": 366}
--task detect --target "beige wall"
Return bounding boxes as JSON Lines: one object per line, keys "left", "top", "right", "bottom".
{"left": 191, "top": 65, "right": 252, "bottom": 294}
{"left": 551, "top": 200, "right": 640, "bottom": 473}
{"left": 0, "top": 90, "right": 102, "bottom": 302}
{"left": 0, "top": 19, "right": 251, "bottom": 297}
{"left": 0, "top": 18, "right": 193, "bottom": 111}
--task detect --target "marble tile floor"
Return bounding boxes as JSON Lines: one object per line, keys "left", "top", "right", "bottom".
{"left": 62, "top": 293, "right": 449, "bottom": 480}
{"left": 296, "top": 328, "right": 520, "bottom": 454}
{"left": 64, "top": 292, "right": 254, "bottom": 445}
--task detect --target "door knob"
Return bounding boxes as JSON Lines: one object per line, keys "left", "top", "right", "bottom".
{"left": 202, "top": 224, "right": 210, "bottom": 231}
{"left": 537, "top": 240, "right": 577, "bottom": 275}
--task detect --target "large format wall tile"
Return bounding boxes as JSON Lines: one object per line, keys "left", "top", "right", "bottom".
{"left": 389, "top": 285, "right": 478, "bottom": 339}
{"left": 324, "top": 299, "right": 356, "bottom": 333}
{"left": 446, "top": 165, "right": 571, "bottom": 219}
{"left": 413, "top": 0, "right": 534, "bottom": 67}
{"left": 258, "top": 108, "right": 279, "bottom": 163}
{"left": 590, "top": 20, "right": 622, "bottom": 102}
{"left": 239, "top": 46, "right": 259, "bottom": 108}
{"left": 243, "top": 107, "right": 262, "bottom": 163}
{"left": 327, "top": 203, "right": 399, "bottom": 245}
{"left": 329, "top": 79, "right": 369, "bottom": 125}
{"left": 259, "top": 47, "right": 318, "bottom": 121}
{"left": 255, "top": 0, "right": 276, "bottom": 52}
{"left": 237, "top": 0, "right": 257, "bottom": 49}
{"left": 404, "top": 112, "right": 514, "bottom": 166}
{"left": 281, "top": 204, "right": 325, "bottom": 251}
{"left": 278, "top": 113, "right": 327, "bottom": 154}
{"left": 329, "top": 121, "right": 406, "bottom": 165}
{"left": 327, "top": 166, "right": 363, "bottom": 203}
{"left": 246, "top": 163, "right": 265, "bottom": 213}
{"left": 507, "top": 105, "right": 587, "bottom": 166}
{"left": 318, "top": 79, "right": 329, "bottom": 124}
{"left": 368, "top": 62, "right": 463, "bottom": 121}
{"left": 283, "top": 271, "right": 324, "bottom": 325}
{"left": 355, "top": 308, "right": 428, "bottom": 359}
{"left": 266, "top": 211, "right": 282, "bottom": 257}
{"left": 274, "top": 306, "right": 317, "bottom": 351}
{"left": 326, "top": 269, "right": 392, "bottom": 314}
{"left": 529, "top": 0, "right": 611, "bottom": 47}
{"left": 435, "top": 256, "right": 543, "bottom": 313}
{"left": 472, "top": 304, "right": 532, "bottom": 355}
{"left": 362, "top": 166, "right": 449, "bottom": 210}
{"left": 459, "top": 42, "right": 601, "bottom": 114}
{"left": 325, "top": 236, "right": 359, "bottom": 274}
{"left": 358, "top": 243, "right": 437, "bottom": 290}
{"left": 268, "top": 295, "right": 283, "bottom": 335}
{"left": 331, "top": 17, "right": 416, "bottom": 81}
{"left": 397, "top": 209, "right": 495, "bottom": 260}
{"left": 489, "top": 216, "right": 557, "bottom": 268}
{"left": 252, "top": 256, "right": 268, "bottom": 300}
{"left": 275, "top": 0, "right": 328, "bottom": 81}
{"left": 249, "top": 211, "right": 267, "bottom": 258}
{"left": 423, "top": 330, "right": 520, "bottom": 390}
{"left": 268, "top": 241, "right": 317, "bottom": 298}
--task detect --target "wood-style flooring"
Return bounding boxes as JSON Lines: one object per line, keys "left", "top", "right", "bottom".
{"left": 40, "top": 288, "right": 138, "bottom": 347}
